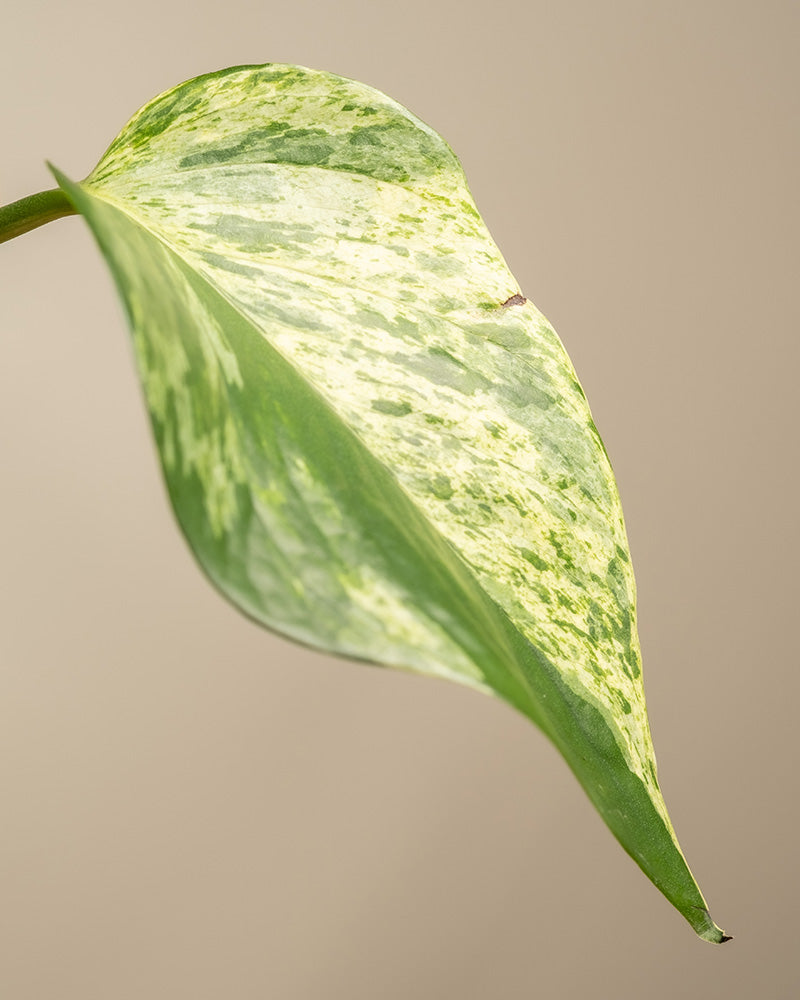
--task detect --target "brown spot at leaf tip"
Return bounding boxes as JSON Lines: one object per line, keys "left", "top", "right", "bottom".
{"left": 720, "top": 934, "right": 734, "bottom": 943}
{"left": 501, "top": 293, "right": 527, "bottom": 307}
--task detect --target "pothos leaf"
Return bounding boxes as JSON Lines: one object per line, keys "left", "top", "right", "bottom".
{"left": 51, "top": 64, "right": 726, "bottom": 941}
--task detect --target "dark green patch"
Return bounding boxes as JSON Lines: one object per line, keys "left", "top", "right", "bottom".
{"left": 354, "top": 308, "right": 420, "bottom": 339}
{"left": 431, "top": 294, "right": 462, "bottom": 313}
{"left": 393, "top": 315, "right": 421, "bottom": 338}
{"left": 587, "top": 600, "right": 607, "bottom": 643}
{"left": 371, "top": 399, "right": 412, "bottom": 417}
{"left": 605, "top": 556, "right": 630, "bottom": 608}
{"left": 521, "top": 548, "right": 548, "bottom": 572}
{"left": 284, "top": 127, "right": 328, "bottom": 139}
{"left": 503, "top": 493, "right": 528, "bottom": 517}
{"left": 548, "top": 531, "right": 576, "bottom": 570}
{"left": 429, "top": 474, "right": 454, "bottom": 500}
{"left": 192, "top": 214, "right": 318, "bottom": 252}
{"left": 464, "top": 481, "right": 487, "bottom": 500}
{"left": 389, "top": 349, "right": 488, "bottom": 396}
{"left": 483, "top": 420, "right": 504, "bottom": 439}
{"left": 348, "top": 126, "right": 385, "bottom": 147}
{"left": 171, "top": 108, "right": 451, "bottom": 186}
{"left": 199, "top": 251, "right": 262, "bottom": 278}
{"left": 556, "top": 591, "right": 578, "bottom": 611}
{"left": 415, "top": 251, "right": 465, "bottom": 277}
{"left": 471, "top": 321, "right": 531, "bottom": 351}
{"left": 551, "top": 617, "right": 590, "bottom": 643}
{"left": 497, "top": 379, "right": 555, "bottom": 411}
{"left": 625, "top": 644, "right": 641, "bottom": 679}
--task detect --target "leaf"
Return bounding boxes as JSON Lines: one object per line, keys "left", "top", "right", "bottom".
{"left": 51, "top": 64, "right": 726, "bottom": 941}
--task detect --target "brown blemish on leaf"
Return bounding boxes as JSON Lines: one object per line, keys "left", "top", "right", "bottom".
{"left": 501, "top": 293, "right": 527, "bottom": 307}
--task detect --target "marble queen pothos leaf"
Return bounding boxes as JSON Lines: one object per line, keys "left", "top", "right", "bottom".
{"left": 50, "top": 64, "right": 726, "bottom": 942}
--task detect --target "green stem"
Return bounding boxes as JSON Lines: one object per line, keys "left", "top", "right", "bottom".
{"left": 0, "top": 188, "right": 77, "bottom": 245}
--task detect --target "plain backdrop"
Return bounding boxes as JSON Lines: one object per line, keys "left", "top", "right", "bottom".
{"left": 1, "top": 2, "right": 797, "bottom": 997}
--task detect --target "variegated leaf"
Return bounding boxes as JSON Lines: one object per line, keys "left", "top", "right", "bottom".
{"left": 51, "top": 64, "right": 726, "bottom": 941}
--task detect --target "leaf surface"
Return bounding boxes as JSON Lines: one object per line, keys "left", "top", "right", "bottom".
{"left": 52, "top": 64, "right": 726, "bottom": 941}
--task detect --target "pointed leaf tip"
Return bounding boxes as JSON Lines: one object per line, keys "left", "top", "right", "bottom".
{"left": 690, "top": 907, "right": 731, "bottom": 944}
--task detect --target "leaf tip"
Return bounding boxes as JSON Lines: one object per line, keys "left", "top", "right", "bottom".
{"left": 691, "top": 907, "right": 732, "bottom": 944}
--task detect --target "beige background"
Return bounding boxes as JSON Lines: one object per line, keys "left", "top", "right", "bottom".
{"left": 1, "top": 1, "right": 797, "bottom": 997}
